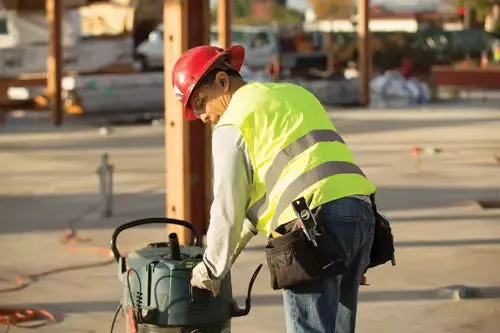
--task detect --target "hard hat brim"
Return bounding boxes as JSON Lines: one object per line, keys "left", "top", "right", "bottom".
{"left": 184, "top": 45, "right": 245, "bottom": 121}
{"left": 226, "top": 44, "right": 245, "bottom": 72}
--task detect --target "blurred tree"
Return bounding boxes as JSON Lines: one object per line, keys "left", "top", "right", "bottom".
{"left": 273, "top": 5, "right": 304, "bottom": 23}
{"left": 309, "top": 0, "right": 353, "bottom": 20}
{"left": 211, "top": 0, "right": 252, "bottom": 22}
{"left": 212, "top": 0, "right": 303, "bottom": 24}
{"left": 233, "top": 5, "right": 303, "bottom": 24}
{"left": 233, "top": 0, "right": 252, "bottom": 18}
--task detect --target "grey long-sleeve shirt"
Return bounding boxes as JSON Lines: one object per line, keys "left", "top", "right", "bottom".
{"left": 203, "top": 124, "right": 254, "bottom": 279}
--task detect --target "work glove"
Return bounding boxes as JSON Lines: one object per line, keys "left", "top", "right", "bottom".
{"left": 230, "top": 219, "right": 257, "bottom": 265}
{"left": 191, "top": 261, "right": 222, "bottom": 294}
{"left": 191, "top": 220, "right": 257, "bottom": 293}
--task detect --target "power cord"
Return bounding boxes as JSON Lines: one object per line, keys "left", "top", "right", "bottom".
{"left": 109, "top": 268, "right": 143, "bottom": 333}
{"left": 109, "top": 304, "right": 122, "bottom": 333}
{"left": 126, "top": 268, "right": 143, "bottom": 323}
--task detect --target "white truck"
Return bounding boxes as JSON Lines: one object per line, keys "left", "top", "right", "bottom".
{"left": 134, "top": 24, "right": 277, "bottom": 70}
{"left": 135, "top": 24, "right": 327, "bottom": 74}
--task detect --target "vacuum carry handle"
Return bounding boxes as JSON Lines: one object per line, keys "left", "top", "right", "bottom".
{"left": 110, "top": 217, "right": 200, "bottom": 262}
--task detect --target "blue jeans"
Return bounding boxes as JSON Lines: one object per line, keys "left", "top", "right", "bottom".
{"left": 282, "top": 197, "right": 375, "bottom": 333}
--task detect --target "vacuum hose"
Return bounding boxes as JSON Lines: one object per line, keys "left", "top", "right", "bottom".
{"left": 168, "top": 233, "right": 181, "bottom": 260}
{"left": 230, "top": 264, "right": 263, "bottom": 317}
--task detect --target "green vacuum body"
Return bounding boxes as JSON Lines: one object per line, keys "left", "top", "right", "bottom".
{"left": 110, "top": 218, "right": 262, "bottom": 333}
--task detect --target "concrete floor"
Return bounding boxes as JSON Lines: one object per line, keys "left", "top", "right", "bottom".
{"left": 1, "top": 104, "right": 500, "bottom": 332}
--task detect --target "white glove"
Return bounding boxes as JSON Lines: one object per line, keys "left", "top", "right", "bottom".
{"left": 191, "top": 261, "right": 222, "bottom": 294}
{"left": 230, "top": 219, "right": 257, "bottom": 265}
{"left": 192, "top": 220, "right": 257, "bottom": 293}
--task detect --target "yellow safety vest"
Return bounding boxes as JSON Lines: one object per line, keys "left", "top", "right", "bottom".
{"left": 215, "top": 82, "right": 376, "bottom": 236}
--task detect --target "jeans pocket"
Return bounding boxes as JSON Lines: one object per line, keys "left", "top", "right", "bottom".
{"left": 318, "top": 199, "right": 365, "bottom": 261}
{"left": 322, "top": 217, "right": 360, "bottom": 261}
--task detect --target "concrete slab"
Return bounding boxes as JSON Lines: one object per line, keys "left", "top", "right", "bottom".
{"left": 1, "top": 104, "right": 500, "bottom": 332}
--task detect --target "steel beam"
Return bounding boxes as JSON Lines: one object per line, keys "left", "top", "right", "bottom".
{"left": 46, "top": 0, "right": 63, "bottom": 126}
{"left": 357, "top": 0, "right": 371, "bottom": 106}
{"left": 164, "top": 0, "right": 211, "bottom": 245}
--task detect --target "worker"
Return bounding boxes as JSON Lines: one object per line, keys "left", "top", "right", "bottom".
{"left": 171, "top": 45, "right": 377, "bottom": 333}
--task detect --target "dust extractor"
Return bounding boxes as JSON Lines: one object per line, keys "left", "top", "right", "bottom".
{"left": 109, "top": 218, "right": 262, "bottom": 333}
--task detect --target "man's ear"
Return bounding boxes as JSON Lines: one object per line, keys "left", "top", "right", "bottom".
{"left": 215, "top": 71, "right": 230, "bottom": 93}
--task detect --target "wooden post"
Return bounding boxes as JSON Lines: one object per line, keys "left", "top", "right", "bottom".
{"left": 46, "top": 0, "right": 63, "bottom": 126}
{"left": 164, "top": 0, "right": 211, "bottom": 245}
{"left": 357, "top": 0, "right": 371, "bottom": 106}
{"left": 217, "top": 0, "right": 231, "bottom": 48}
{"left": 164, "top": 0, "right": 190, "bottom": 244}
{"left": 187, "top": 0, "right": 212, "bottom": 241}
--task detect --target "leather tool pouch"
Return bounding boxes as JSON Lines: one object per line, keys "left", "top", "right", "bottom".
{"left": 367, "top": 194, "right": 396, "bottom": 269}
{"left": 265, "top": 221, "right": 347, "bottom": 290}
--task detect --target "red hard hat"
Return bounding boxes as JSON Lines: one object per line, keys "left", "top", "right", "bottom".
{"left": 172, "top": 45, "right": 245, "bottom": 121}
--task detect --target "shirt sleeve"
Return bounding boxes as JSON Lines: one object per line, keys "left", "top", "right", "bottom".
{"left": 203, "top": 124, "right": 253, "bottom": 279}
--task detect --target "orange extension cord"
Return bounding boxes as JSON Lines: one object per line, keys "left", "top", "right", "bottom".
{"left": 0, "top": 228, "right": 115, "bottom": 332}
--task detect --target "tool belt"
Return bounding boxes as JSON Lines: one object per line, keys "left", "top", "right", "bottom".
{"left": 265, "top": 194, "right": 396, "bottom": 290}
{"left": 265, "top": 206, "right": 347, "bottom": 290}
{"left": 367, "top": 194, "right": 396, "bottom": 269}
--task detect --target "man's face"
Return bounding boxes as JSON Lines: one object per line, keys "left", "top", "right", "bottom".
{"left": 190, "top": 71, "right": 229, "bottom": 125}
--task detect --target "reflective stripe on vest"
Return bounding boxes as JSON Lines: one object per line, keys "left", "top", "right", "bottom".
{"left": 246, "top": 129, "right": 365, "bottom": 223}
{"left": 269, "top": 161, "right": 365, "bottom": 227}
